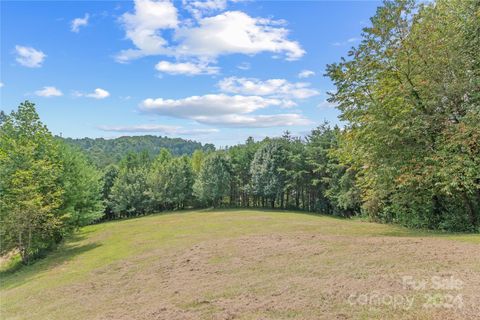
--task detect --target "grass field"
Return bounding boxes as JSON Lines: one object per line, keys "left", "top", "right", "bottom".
{"left": 1, "top": 209, "right": 479, "bottom": 319}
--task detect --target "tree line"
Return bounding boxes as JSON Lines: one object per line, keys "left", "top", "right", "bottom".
{"left": 101, "top": 125, "right": 359, "bottom": 221}
{"left": 1, "top": 0, "right": 479, "bottom": 265}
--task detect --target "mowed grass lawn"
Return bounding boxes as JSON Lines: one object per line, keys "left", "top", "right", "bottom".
{"left": 1, "top": 209, "right": 479, "bottom": 320}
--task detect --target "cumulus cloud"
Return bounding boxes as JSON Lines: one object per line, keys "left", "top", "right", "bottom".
{"left": 141, "top": 94, "right": 287, "bottom": 116}
{"left": 174, "top": 11, "right": 304, "bottom": 61}
{"left": 75, "top": 88, "right": 110, "bottom": 99}
{"left": 116, "top": 0, "right": 304, "bottom": 65}
{"left": 298, "top": 70, "right": 315, "bottom": 78}
{"left": 155, "top": 60, "right": 219, "bottom": 75}
{"left": 71, "top": 13, "right": 89, "bottom": 33}
{"left": 35, "top": 86, "right": 63, "bottom": 97}
{"left": 140, "top": 93, "right": 310, "bottom": 128}
{"left": 98, "top": 124, "right": 219, "bottom": 135}
{"left": 116, "top": 0, "right": 178, "bottom": 62}
{"left": 218, "top": 77, "right": 319, "bottom": 99}
{"left": 87, "top": 88, "right": 110, "bottom": 99}
{"left": 15, "top": 45, "right": 46, "bottom": 68}
{"left": 0, "top": 82, "right": 4, "bottom": 88}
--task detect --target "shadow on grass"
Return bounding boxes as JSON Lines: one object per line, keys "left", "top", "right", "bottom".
{"left": 0, "top": 235, "right": 101, "bottom": 290}
{"left": 203, "top": 206, "right": 352, "bottom": 220}
{"left": 93, "top": 207, "right": 206, "bottom": 226}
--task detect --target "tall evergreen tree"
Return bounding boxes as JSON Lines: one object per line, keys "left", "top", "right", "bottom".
{"left": 250, "top": 140, "right": 287, "bottom": 208}
{"left": 193, "top": 153, "right": 232, "bottom": 207}
{"left": 228, "top": 137, "right": 259, "bottom": 207}
{"left": 102, "top": 164, "right": 119, "bottom": 220}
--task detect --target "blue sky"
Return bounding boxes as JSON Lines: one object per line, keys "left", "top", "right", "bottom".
{"left": 1, "top": 0, "right": 380, "bottom": 147}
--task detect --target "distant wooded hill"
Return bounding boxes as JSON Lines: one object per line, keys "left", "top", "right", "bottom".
{"left": 61, "top": 135, "right": 215, "bottom": 168}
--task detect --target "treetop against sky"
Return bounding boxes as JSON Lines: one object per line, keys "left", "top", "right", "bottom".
{"left": 0, "top": 0, "right": 380, "bottom": 146}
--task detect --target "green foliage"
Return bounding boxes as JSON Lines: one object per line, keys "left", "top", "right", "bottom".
{"left": 305, "top": 125, "right": 358, "bottom": 216}
{"left": 326, "top": 0, "right": 480, "bottom": 231}
{"left": 250, "top": 140, "right": 287, "bottom": 208}
{"left": 191, "top": 149, "right": 205, "bottom": 174}
{"left": 148, "top": 151, "right": 194, "bottom": 210}
{"left": 109, "top": 166, "right": 150, "bottom": 218}
{"left": 227, "top": 137, "right": 260, "bottom": 207}
{"left": 0, "top": 101, "right": 64, "bottom": 264}
{"left": 282, "top": 133, "right": 309, "bottom": 210}
{"left": 0, "top": 101, "right": 104, "bottom": 264}
{"left": 58, "top": 144, "right": 105, "bottom": 230}
{"left": 101, "top": 164, "right": 119, "bottom": 219}
{"left": 61, "top": 135, "right": 215, "bottom": 168}
{"left": 193, "top": 152, "right": 232, "bottom": 207}
{"left": 119, "top": 150, "right": 151, "bottom": 171}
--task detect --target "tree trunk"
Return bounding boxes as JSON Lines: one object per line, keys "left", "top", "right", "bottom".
{"left": 18, "top": 232, "right": 26, "bottom": 264}
{"left": 462, "top": 192, "right": 478, "bottom": 229}
{"left": 302, "top": 187, "right": 306, "bottom": 210}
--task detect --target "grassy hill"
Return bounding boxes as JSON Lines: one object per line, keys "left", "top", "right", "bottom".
{"left": 1, "top": 210, "right": 479, "bottom": 319}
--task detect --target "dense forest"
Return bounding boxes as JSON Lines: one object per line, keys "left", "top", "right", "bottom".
{"left": 62, "top": 136, "right": 215, "bottom": 168}
{"left": 1, "top": 0, "right": 479, "bottom": 265}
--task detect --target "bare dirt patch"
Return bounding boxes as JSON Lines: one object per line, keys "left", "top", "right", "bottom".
{"left": 67, "top": 233, "right": 480, "bottom": 320}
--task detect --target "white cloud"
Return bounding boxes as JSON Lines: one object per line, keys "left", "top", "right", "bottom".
{"left": 141, "top": 94, "right": 286, "bottom": 116}
{"left": 116, "top": 0, "right": 178, "bottom": 62}
{"left": 35, "top": 86, "right": 63, "bottom": 97}
{"left": 175, "top": 11, "right": 304, "bottom": 61}
{"left": 0, "top": 82, "right": 4, "bottom": 88}
{"left": 192, "top": 113, "right": 312, "bottom": 128}
{"left": 218, "top": 77, "right": 319, "bottom": 99}
{"left": 71, "top": 14, "right": 89, "bottom": 33}
{"left": 75, "top": 88, "right": 110, "bottom": 99}
{"left": 98, "top": 124, "right": 219, "bottom": 135}
{"left": 298, "top": 70, "right": 315, "bottom": 78}
{"left": 15, "top": 45, "right": 46, "bottom": 68}
{"left": 140, "top": 93, "right": 310, "bottom": 128}
{"left": 155, "top": 60, "right": 219, "bottom": 75}
{"left": 116, "top": 0, "right": 304, "bottom": 64}
{"left": 87, "top": 88, "right": 110, "bottom": 99}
